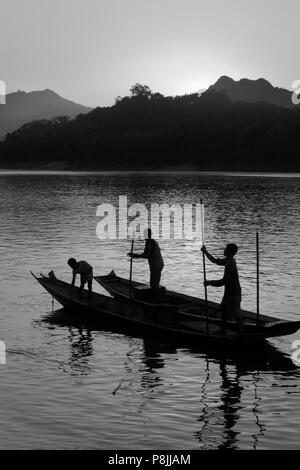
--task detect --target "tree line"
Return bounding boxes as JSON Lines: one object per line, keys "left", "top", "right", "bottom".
{"left": 1, "top": 83, "right": 300, "bottom": 171}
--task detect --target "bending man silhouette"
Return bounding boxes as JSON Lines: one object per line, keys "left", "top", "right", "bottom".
{"left": 128, "top": 229, "right": 164, "bottom": 296}
{"left": 201, "top": 244, "right": 243, "bottom": 335}
{"left": 68, "top": 258, "right": 93, "bottom": 302}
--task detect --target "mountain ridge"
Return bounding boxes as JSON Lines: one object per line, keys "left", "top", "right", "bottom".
{"left": 0, "top": 89, "right": 92, "bottom": 137}
{"left": 208, "top": 75, "right": 293, "bottom": 108}
{"left": 1, "top": 76, "right": 299, "bottom": 172}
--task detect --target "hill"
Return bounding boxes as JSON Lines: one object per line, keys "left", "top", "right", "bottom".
{"left": 0, "top": 89, "right": 92, "bottom": 137}
{"left": 209, "top": 76, "right": 293, "bottom": 108}
{"left": 1, "top": 80, "right": 299, "bottom": 172}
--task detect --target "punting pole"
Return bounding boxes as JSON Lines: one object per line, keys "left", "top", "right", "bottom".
{"left": 200, "top": 199, "right": 209, "bottom": 335}
{"left": 256, "top": 231, "right": 260, "bottom": 327}
{"left": 129, "top": 238, "right": 134, "bottom": 299}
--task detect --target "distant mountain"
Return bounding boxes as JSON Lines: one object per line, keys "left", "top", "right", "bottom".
{"left": 0, "top": 89, "right": 92, "bottom": 137}
{"left": 208, "top": 76, "right": 294, "bottom": 108}
{"left": 2, "top": 81, "right": 300, "bottom": 172}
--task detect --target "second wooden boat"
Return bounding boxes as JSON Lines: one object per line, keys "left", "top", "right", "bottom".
{"left": 95, "top": 270, "right": 300, "bottom": 338}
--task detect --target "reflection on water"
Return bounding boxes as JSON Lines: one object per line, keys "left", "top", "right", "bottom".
{"left": 67, "top": 327, "right": 94, "bottom": 375}
{"left": 0, "top": 173, "right": 300, "bottom": 449}
{"left": 195, "top": 357, "right": 244, "bottom": 450}
{"left": 36, "top": 307, "right": 298, "bottom": 450}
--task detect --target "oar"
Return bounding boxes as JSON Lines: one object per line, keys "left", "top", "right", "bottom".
{"left": 129, "top": 238, "right": 134, "bottom": 298}
{"left": 200, "top": 199, "right": 209, "bottom": 335}
{"left": 256, "top": 232, "right": 260, "bottom": 327}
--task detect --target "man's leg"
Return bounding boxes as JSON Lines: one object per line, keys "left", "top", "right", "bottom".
{"left": 87, "top": 279, "right": 93, "bottom": 301}
{"left": 79, "top": 276, "right": 85, "bottom": 301}
{"left": 220, "top": 299, "right": 228, "bottom": 333}
{"left": 150, "top": 269, "right": 161, "bottom": 301}
{"left": 232, "top": 297, "right": 243, "bottom": 335}
{"left": 150, "top": 270, "right": 157, "bottom": 289}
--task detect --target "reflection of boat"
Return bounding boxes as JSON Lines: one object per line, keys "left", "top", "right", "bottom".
{"left": 38, "top": 307, "right": 298, "bottom": 374}
{"left": 95, "top": 271, "right": 300, "bottom": 339}
{"left": 38, "top": 307, "right": 297, "bottom": 449}
{"left": 32, "top": 272, "right": 300, "bottom": 347}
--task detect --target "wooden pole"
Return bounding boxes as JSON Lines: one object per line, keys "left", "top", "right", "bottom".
{"left": 200, "top": 199, "right": 209, "bottom": 335}
{"left": 129, "top": 238, "right": 134, "bottom": 298}
{"left": 256, "top": 232, "right": 260, "bottom": 327}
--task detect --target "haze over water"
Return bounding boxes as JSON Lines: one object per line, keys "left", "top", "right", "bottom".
{"left": 0, "top": 172, "right": 299, "bottom": 449}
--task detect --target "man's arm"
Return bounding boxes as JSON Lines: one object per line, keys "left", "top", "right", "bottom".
{"left": 128, "top": 240, "right": 151, "bottom": 259}
{"left": 127, "top": 252, "right": 144, "bottom": 259}
{"left": 205, "top": 264, "right": 229, "bottom": 287}
{"left": 201, "top": 245, "right": 218, "bottom": 264}
{"left": 140, "top": 239, "right": 151, "bottom": 259}
{"left": 206, "top": 277, "right": 225, "bottom": 287}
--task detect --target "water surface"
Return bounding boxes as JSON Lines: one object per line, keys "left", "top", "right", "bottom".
{"left": 0, "top": 172, "right": 299, "bottom": 449}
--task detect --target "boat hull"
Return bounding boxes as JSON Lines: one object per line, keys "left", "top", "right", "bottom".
{"left": 32, "top": 272, "right": 300, "bottom": 347}
{"left": 95, "top": 272, "right": 300, "bottom": 339}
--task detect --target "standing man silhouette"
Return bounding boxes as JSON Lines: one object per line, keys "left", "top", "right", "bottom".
{"left": 201, "top": 243, "right": 243, "bottom": 334}
{"left": 128, "top": 229, "right": 164, "bottom": 296}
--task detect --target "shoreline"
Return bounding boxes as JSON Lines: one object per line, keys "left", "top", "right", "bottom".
{"left": 0, "top": 169, "right": 300, "bottom": 177}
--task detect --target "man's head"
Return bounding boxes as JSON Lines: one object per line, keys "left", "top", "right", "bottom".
{"left": 144, "top": 228, "right": 152, "bottom": 240}
{"left": 224, "top": 243, "right": 238, "bottom": 257}
{"left": 68, "top": 257, "right": 78, "bottom": 269}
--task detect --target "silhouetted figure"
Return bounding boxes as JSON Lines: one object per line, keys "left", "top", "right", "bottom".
{"left": 68, "top": 258, "right": 93, "bottom": 302}
{"left": 128, "top": 229, "right": 164, "bottom": 297}
{"left": 201, "top": 244, "right": 243, "bottom": 334}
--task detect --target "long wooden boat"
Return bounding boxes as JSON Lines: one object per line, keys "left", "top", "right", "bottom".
{"left": 32, "top": 271, "right": 300, "bottom": 346}
{"left": 95, "top": 271, "right": 300, "bottom": 338}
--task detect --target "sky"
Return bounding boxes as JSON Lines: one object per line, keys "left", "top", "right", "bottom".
{"left": 1, "top": 0, "right": 299, "bottom": 107}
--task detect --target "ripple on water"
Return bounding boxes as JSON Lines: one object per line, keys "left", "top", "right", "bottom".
{"left": 0, "top": 173, "right": 300, "bottom": 449}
